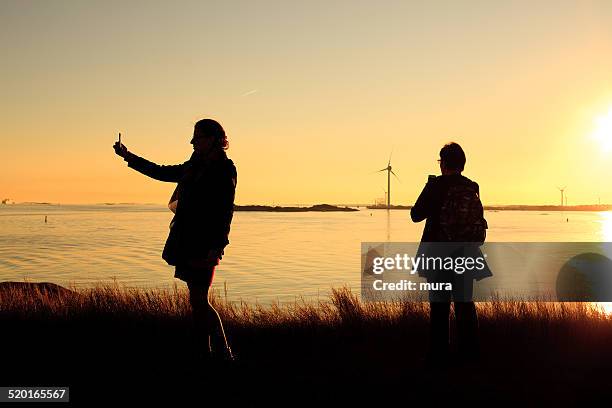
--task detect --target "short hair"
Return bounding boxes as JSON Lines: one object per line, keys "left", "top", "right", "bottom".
{"left": 439, "top": 142, "right": 466, "bottom": 171}
{"left": 194, "top": 119, "right": 229, "bottom": 150}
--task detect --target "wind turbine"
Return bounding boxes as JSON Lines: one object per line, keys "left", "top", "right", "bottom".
{"left": 377, "top": 152, "right": 400, "bottom": 209}
{"left": 557, "top": 186, "right": 566, "bottom": 207}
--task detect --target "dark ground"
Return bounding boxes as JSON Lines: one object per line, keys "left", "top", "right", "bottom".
{"left": 3, "top": 312, "right": 612, "bottom": 406}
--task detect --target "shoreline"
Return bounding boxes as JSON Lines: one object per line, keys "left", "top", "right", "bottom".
{"left": 4, "top": 202, "right": 611, "bottom": 212}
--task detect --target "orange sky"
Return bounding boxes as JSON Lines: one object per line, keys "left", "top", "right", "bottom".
{"left": 2, "top": 1, "right": 612, "bottom": 205}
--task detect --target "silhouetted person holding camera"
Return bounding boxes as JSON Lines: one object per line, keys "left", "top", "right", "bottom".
{"left": 411, "top": 142, "right": 490, "bottom": 365}
{"left": 113, "top": 119, "right": 237, "bottom": 363}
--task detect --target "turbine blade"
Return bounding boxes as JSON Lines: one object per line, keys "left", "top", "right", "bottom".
{"left": 391, "top": 170, "right": 401, "bottom": 183}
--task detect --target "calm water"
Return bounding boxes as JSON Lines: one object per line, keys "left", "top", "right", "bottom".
{"left": 1, "top": 204, "right": 611, "bottom": 303}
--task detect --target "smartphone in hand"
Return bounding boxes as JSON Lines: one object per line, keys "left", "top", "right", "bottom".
{"left": 113, "top": 132, "right": 127, "bottom": 158}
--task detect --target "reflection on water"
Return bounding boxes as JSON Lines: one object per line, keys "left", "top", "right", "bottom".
{"left": 595, "top": 211, "right": 612, "bottom": 314}
{"left": 0, "top": 205, "right": 611, "bottom": 303}
{"left": 600, "top": 211, "right": 612, "bottom": 242}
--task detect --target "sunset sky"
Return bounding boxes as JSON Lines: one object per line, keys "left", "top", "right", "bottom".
{"left": 2, "top": 1, "right": 612, "bottom": 205}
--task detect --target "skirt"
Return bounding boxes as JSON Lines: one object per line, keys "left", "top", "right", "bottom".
{"left": 174, "top": 264, "right": 215, "bottom": 286}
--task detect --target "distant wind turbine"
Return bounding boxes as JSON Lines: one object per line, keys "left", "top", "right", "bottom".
{"left": 557, "top": 186, "right": 566, "bottom": 207}
{"left": 379, "top": 187, "right": 387, "bottom": 206}
{"left": 376, "top": 152, "right": 400, "bottom": 209}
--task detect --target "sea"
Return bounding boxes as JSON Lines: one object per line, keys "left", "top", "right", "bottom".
{"left": 1, "top": 204, "right": 611, "bottom": 303}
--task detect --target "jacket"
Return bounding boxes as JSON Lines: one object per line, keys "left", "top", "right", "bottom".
{"left": 411, "top": 174, "right": 492, "bottom": 281}
{"left": 125, "top": 151, "right": 237, "bottom": 263}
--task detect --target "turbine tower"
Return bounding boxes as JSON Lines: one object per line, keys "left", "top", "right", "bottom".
{"left": 557, "top": 186, "right": 566, "bottom": 207}
{"left": 377, "top": 153, "right": 400, "bottom": 209}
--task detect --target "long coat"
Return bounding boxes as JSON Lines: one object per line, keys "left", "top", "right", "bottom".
{"left": 125, "top": 151, "right": 237, "bottom": 265}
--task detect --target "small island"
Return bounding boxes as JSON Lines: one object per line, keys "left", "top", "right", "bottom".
{"left": 235, "top": 204, "right": 358, "bottom": 212}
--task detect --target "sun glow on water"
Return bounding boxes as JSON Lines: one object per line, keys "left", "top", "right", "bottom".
{"left": 601, "top": 211, "right": 612, "bottom": 243}
{"left": 594, "top": 212, "right": 612, "bottom": 314}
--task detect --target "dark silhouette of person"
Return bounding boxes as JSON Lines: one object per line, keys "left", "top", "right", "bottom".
{"left": 113, "top": 119, "right": 237, "bottom": 362}
{"left": 411, "top": 142, "right": 490, "bottom": 365}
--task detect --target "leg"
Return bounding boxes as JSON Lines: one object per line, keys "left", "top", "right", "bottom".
{"left": 429, "top": 301, "right": 451, "bottom": 356}
{"left": 187, "top": 281, "right": 233, "bottom": 360}
{"left": 187, "top": 282, "right": 211, "bottom": 357}
{"left": 453, "top": 275, "right": 479, "bottom": 359}
{"left": 454, "top": 302, "right": 479, "bottom": 358}
{"left": 207, "top": 302, "right": 233, "bottom": 359}
{"left": 428, "top": 275, "right": 452, "bottom": 358}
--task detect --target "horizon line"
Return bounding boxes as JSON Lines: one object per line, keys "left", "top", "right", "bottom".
{"left": 3, "top": 201, "right": 611, "bottom": 208}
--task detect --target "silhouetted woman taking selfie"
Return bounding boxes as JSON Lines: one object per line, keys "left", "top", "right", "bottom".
{"left": 113, "top": 119, "right": 237, "bottom": 362}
